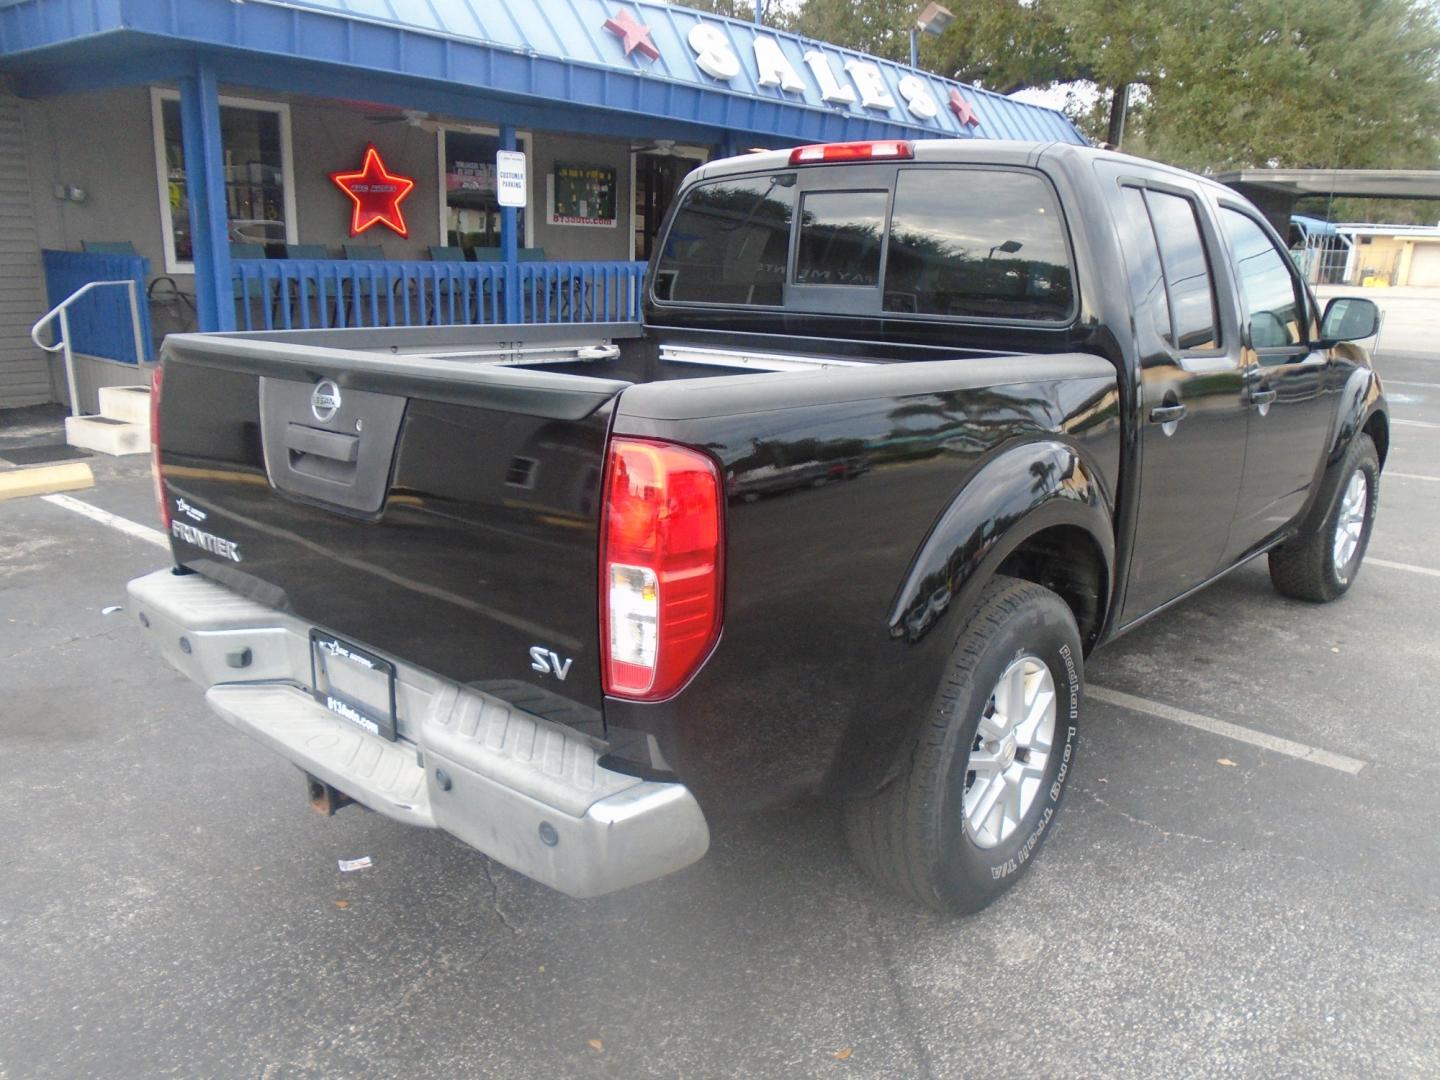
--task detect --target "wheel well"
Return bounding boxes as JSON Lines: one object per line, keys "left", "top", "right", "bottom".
{"left": 1363, "top": 412, "right": 1389, "bottom": 468}
{"left": 995, "top": 524, "right": 1108, "bottom": 651}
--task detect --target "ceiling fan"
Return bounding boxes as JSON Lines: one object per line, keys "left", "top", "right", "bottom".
{"left": 364, "top": 108, "right": 436, "bottom": 131}
{"left": 631, "top": 139, "right": 687, "bottom": 157}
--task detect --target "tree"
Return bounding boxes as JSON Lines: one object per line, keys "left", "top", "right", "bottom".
{"left": 1131, "top": 0, "right": 1440, "bottom": 170}
{"left": 675, "top": 0, "right": 790, "bottom": 21}
{"left": 775, "top": 0, "right": 1440, "bottom": 172}
{"left": 785, "top": 0, "right": 1079, "bottom": 94}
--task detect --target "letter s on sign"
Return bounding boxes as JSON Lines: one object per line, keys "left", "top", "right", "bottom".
{"left": 688, "top": 23, "right": 740, "bottom": 81}
{"left": 898, "top": 74, "right": 939, "bottom": 120}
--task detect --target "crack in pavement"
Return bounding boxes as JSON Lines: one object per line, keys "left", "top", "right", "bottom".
{"left": 480, "top": 858, "right": 521, "bottom": 938}
{"left": 1080, "top": 787, "right": 1440, "bottom": 916}
{"left": 860, "top": 898, "right": 936, "bottom": 1080}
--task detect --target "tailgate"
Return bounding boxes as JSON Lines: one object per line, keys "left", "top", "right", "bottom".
{"left": 155, "top": 332, "right": 631, "bottom": 729}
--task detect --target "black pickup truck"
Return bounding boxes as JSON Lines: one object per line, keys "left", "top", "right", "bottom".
{"left": 129, "top": 141, "right": 1388, "bottom": 913}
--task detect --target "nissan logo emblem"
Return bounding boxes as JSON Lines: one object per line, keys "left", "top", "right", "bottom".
{"left": 311, "top": 379, "right": 341, "bottom": 423}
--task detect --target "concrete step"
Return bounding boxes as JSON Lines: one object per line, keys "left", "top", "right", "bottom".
{"left": 97, "top": 384, "right": 151, "bottom": 425}
{"left": 64, "top": 415, "right": 149, "bottom": 457}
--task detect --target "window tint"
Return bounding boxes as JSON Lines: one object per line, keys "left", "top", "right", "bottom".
{"left": 1144, "top": 190, "right": 1220, "bottom": 350}
{"left": 1221, "top": 208, "right": 1304, "bottom": 348}
{"left": 883, "top": 168, "right": 1072, "bottom": 320}
{"left": 654, "top": 174, "right": 795, "bottom": 305}
{"left": 1119, "top": 186, "right": 1172, "bottom": 343}
{"left": 795, "top": 190, "right": 888, "bottom": 286}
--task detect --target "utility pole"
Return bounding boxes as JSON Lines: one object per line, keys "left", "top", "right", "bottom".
{"left": 1106, "top": 83, "right": 1130, "bottom": 148}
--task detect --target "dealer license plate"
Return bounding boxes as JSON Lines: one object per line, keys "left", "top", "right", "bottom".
{"left": 309, "top": 631, "right": 398, "bottom": 741}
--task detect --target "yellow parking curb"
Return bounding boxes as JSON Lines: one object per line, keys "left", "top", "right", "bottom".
{"left": 0, "top": 461, "right": 95, "bottom": 501}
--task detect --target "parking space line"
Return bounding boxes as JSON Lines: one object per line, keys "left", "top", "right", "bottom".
{"left": 1387, "top": 472, "right": 1440, "bottom": 482}
{"left": 1088, "top": 685, "right": 1367, "bottom": 774}
{"left": 1392, "top": 418, "right": 1440, "bottom": 429}
{"left": 40, "top": 493, "right": 169, "bottom": 550}
{"left": 1383, "top": 380, "right": 1440, "bottom": 390}
{"left": 1368, "top": 556, "right": 1440, "bottom": 579}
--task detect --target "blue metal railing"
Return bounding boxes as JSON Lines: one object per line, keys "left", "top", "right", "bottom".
{"left": 41, "top": 250, "right": 155, "bottom": 363}
{"left": 231, "top": 259, "right": 648, "bottom": 330}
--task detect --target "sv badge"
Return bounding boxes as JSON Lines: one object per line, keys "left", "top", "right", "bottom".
{"left": 529, "top": 646, "right": 573, "bottom": 681}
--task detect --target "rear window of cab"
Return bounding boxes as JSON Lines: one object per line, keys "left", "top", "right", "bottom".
{"left": 652, "top": 166, "right": 1074, "bottom": 322}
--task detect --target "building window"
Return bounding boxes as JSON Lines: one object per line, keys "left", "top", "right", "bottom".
{"left": 151, "top": 89, "right": 297, "bottom": 274}
{"left": 440, "top": 129, "right": 530, "bottom": 256}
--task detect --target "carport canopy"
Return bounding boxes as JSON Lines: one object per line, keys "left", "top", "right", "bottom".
{"left": 1218, "top": 169, "right": 1440, "bottom": 233}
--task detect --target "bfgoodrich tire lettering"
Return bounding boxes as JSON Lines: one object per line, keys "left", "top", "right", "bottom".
{"left": 844, "top": 575, "right": 1082, "bottom": 914}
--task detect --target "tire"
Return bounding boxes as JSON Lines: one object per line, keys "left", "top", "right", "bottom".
{"left": 1268, "top": 433, "right": 1379, "bottom": 603}
{"left": 844, "top": 575, "right": 1083, "bottom": 914}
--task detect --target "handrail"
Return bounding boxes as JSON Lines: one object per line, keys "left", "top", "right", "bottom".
{"left": 31, "top": 279, "right": 148, "bottom": 418}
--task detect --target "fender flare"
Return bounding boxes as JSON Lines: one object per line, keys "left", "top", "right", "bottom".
{"left": 1289, "top": 365, "right": 1386, "bottom": 539}
{"left": 1327, "top": 364, "right": 1387, "bottom": 469}
{"left": 887, "top": 439, "right": 1116, "bottom": 649}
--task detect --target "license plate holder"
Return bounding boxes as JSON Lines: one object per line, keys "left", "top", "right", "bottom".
{"left": 309, "top": 630, "right": 398, "bottom": 742}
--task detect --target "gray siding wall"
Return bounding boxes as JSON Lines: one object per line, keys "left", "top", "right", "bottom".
{"left": 0, "top": 92, "right": 52, "bottom": 408}
{"left": 22, "top": 87, "right": 638, "bottom": 272}
{"left": 4, "top": 85, "right": 650, "bottom": 405}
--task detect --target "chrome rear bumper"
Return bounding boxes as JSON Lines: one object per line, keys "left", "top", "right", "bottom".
{"left": 126, "top": 568, "right": 708, "bottom": 898}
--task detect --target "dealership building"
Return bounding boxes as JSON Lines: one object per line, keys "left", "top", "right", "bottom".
{"left": 0, "top": 0, "right": 1084, "bottom": 411}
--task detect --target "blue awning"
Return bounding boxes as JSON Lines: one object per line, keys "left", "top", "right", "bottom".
{"left": 0, "top": 0, "right": 1087, "bottom": 147}
{"left": 1290, "top": 214, "right": 1339, "bottom": 238}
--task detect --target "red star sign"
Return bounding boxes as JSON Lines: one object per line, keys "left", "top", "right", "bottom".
{"left": 330, "top": 145, "right": 416, "bottom": 237}
{"left": 603, "top": 8, "right": 661, "bottom": 61}
{"left": 948, "top": 89, "right": 981, "bottom": 128}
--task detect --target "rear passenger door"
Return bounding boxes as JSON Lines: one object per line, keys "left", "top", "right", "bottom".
{"left": 1215, "top": 205, "right": 1335, "bottom": 558}
{"left": 1109, "top": 179, "right": 1249, "bottom": 625}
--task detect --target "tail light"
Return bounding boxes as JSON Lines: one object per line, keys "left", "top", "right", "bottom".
{"left": 788, "top": 140, "right": 913, "bottom": 165}
{"left": 601, "top": 437, "right": 723, "bottom": 701}
{"left": 150, "top": 363, "right": 170, "bottom": 532}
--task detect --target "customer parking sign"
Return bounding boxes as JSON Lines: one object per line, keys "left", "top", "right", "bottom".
{"left": 496, "top": 150, "right": 527, "bottom": 208}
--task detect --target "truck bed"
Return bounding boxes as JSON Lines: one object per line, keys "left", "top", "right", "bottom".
{"left": 156, "top": 320, "right": 1117, "bottom": 761}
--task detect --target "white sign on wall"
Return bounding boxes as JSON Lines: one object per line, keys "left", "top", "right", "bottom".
{"left": 496, "top": 150, "right": 527, "bottom": 207}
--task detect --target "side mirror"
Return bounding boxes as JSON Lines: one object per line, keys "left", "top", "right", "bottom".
{"left": 1320, "top": 297, "right": 1381, "bottom": 344}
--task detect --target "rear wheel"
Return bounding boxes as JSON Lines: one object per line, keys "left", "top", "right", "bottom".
{"left": 1269, "top": 434, "right": 1379, "bottom": 603}
{"left": 844, "top": 575, "right": 1082, "bottom": 914}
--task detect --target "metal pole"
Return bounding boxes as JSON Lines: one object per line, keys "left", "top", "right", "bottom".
{"left": 127, "top": 280, "right": 147, "bottom": 369}
{"left": 754, "top": 0, "right": 762, "bottom": 24}
{"left": 499, "top": 124, "right": 521, "bottom": 324}
{"left": 59, "top": 307, "right": 80, "bottom": 417}
{"left": 909, "top": 28, "right": 918, "bottom": 69}
{"left": 179, "top": 62, "right": 235, "bottom": 332}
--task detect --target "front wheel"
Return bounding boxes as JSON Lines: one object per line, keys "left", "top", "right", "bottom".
{"left": 1269, "top": 433, "right": 1379, "bottom": 603}
{"left": 844, "top": 575, "right": 1082, "bottom": 914}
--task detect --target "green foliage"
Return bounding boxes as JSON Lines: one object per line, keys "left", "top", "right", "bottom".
{"left": 1130, "top": 0, "right": 1440, "bottom": 170}
{"left": 766, "top": 0, "right": 1440, "bottom": 171}
{"left": 1295, "top": 195, "right": 1440, "bottom": 225}
{"left": 676, "top": 0, "right": 786, "bottom": 21}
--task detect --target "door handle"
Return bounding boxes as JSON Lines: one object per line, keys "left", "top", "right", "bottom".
{"left": 1250, "top": 389, "right": 1278, "bottom": 408}
{"left": 1148, "top": 403, "right": 1187, "bottom": 424}
{"left": 286, "top": 422, "right": 359, "bottom": 463}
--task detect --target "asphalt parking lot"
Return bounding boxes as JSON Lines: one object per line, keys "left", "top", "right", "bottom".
{"left": 3, "top": 316, "right": 1439, "bottom": 1078}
